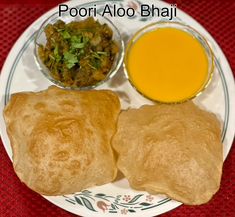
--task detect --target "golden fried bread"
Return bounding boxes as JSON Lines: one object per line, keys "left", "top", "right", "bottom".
{"left": 112, "top": 102, "right": 223, "bottom": 205}
{"left": 4, "top": 86, "right": 120, "bottom": 195}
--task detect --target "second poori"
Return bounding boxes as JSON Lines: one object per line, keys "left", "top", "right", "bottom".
{"left": 112, "top": 101, "right": 223, "bottom": 205}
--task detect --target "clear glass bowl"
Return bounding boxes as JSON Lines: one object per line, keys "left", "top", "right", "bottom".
{"left": 124, "top": 21, "right": 214, "bottom": 104}
{"left": 34, "top": 12, "right": 124, "bottom": 90}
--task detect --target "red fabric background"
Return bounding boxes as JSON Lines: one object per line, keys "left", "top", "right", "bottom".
{"left": 0, "top": 0, "right": 234, "bottom": 216}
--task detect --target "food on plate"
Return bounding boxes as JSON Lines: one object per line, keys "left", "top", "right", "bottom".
{"left": 38, "top": 17, "right": 119, "bottom": 88}
{"left": 112, "top": 101, "right": 223, "bottom": 205}
{"left": 125, "top": 23, "right": 213, "bottom": 103}
{"left": 3, "top": 86, "right": 120, "bottom": 195}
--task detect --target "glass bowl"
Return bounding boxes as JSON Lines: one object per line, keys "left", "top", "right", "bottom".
{"left": 34, "top": 12, "right": 124, "bottom": 90}
{"left": 124, "top": 21, "right": 214, "bottom": 104}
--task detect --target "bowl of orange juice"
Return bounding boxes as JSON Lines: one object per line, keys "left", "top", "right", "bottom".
{"left": 124, "top": 22, "right": 214, "bottom": 103}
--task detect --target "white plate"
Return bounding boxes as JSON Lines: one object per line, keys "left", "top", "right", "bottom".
{"left": 0, "top": 0, "right": 235, "bottom": 216}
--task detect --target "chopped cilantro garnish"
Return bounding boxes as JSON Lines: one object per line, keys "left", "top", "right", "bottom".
{"left": 64, "top": 52, "right": 78, "bottom": 69}
{"left": 82, "top": 36, "right": 89, "bottom": 44}
{"left": 53, "top": 45, "right": 61, "bottom": 62}
{"left": 49, "top": 54, "right": 55, "bottom": 61}
{"left": 73, "top": 42, "right": 85, "bottom": 49}
{"left": 91, "top": 58, "right": 101, "bottom": 69}
{"left": 92, "top": 51, "right": 101, "bottom": 59}
{"left": 70, "top": 35, "right": 85, "bottom": 49}
{"left": 61, "top": 30, "right": 71, "bottom": 39}
{"left": 88, "top": 63, "right": 97, "bottom": 70}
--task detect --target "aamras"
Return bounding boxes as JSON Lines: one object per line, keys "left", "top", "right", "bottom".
{"left": 125, "top": 22, "right": 213, "bottom": 103}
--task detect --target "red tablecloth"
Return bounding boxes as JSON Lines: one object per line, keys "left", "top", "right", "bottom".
{"left": 0, "top": 0, "right": 234, "bottom": 216}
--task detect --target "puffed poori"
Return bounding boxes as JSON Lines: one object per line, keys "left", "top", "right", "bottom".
{"left": 112, "top": 102, "right": 223, "bottom": 205}
{"left": 3, "top": 86, "right": 120, "bottom": 195}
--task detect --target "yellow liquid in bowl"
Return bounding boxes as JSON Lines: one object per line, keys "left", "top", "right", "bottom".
{"left": 126, "top": 28, "right": 209, "bottom": 102}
